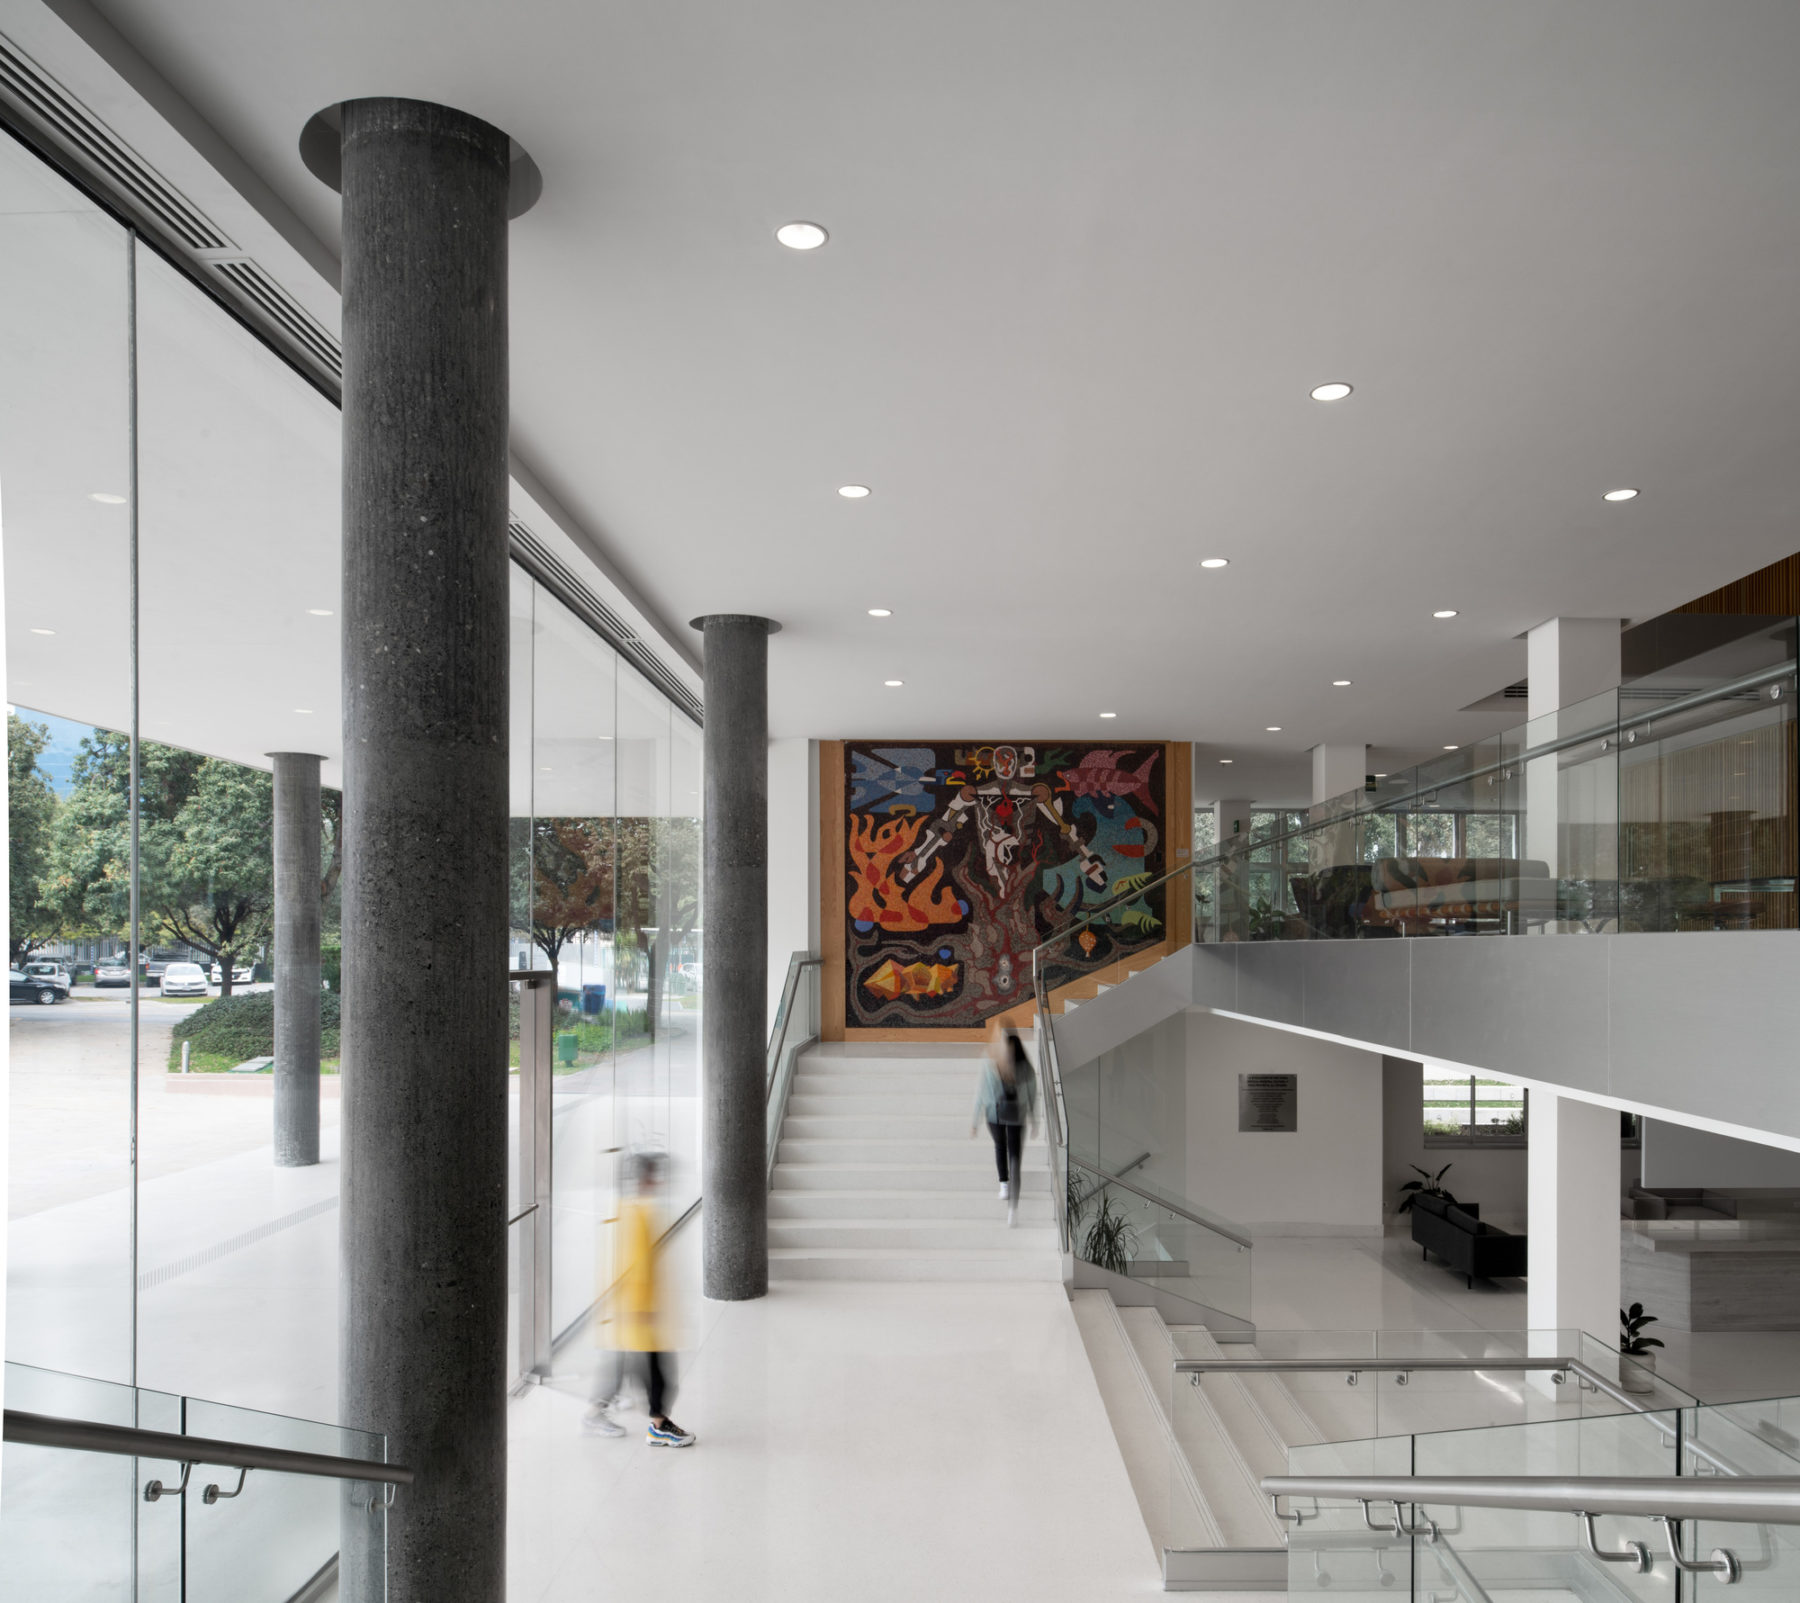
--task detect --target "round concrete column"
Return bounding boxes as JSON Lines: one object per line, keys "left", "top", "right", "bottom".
{"left": 332, "top": 97, "right": 516, "bottom": 1603}
{"left": 270, "top": 751, "right": 322, "bottom": 1168}
{"left": 690, "top": 614, "right": 779, "bottom": 1301}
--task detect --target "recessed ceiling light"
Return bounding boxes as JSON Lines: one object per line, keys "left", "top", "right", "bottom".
{"left": 28, "top": 627, "right": 54, "bottom": 636}
{"left": 775, "top": 221, "right": 828, "bottom": 250}
{"left": 866, "top": 607, "right": 892, "bottom": 617}
{"left": 1374, "top": 773, "right": 1389, "bottom": 778}
{"left": 838, "top": 484, "right": 871, "bottom": 499}
{"left": 1603, "top": 487, "right": 1639, "bottom": 502}
{"left": 1199, "top": 557, "right": 1229, "bottom": 569}
{"left": 539, "top": 766, "right": 552, "bottom": 772}
{"left": 1219, "top": 758, "right": 1234, "bottom": 764}
{"left": 1332, "top": 679, "right": 1353, "bottom": 687}
{"left": 1099, "top": 712, "right": 1117, "bottom": 719}
{"left": 1265, "top": 726, "right": 1282, "bottom": 732}
{"left": 1443, "top": 744, "right": 1459, "bottom": 751}
{"left": 1433, "top": 609, "right": 1459, "bottom": 619}
{"left": 293, "top": 708, "right": 314, "bottom": 715}
{"left": 89, "top": 491, "right": 126, "bottom": 504}
{"left": 1310, "top": 382, "right": 1353, "bottom": 402}
{"left": 308, "top": 608, "right": 333, "bottom": 617}
{"left": 884, "top": 679, "right": 904, "bottom": 687}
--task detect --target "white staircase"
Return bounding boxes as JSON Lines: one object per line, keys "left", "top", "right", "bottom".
{"left": 768, "top": 1043, "right": 1061, "bottom": 1282}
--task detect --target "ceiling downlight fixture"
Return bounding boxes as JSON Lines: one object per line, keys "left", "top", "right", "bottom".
{"left": 1099, "top": 712, "right": 1118, "bottom": 719}
{"left": 1265, "top": 726, "right": 1282, "bottom": 732}
{"left": 1603, "top": 488, "right": 1640, "bottom": 502}
{"left": 89, "top": 491, "right": 126, "bottom": 504}
{"left": 838, "top": 484, "right": 871, "bottom": 499}
{"left": 1433, "top": 609, "right": 1459, "bottom": 619}
{"left": 1332, "top": 679, "right": 1353, "bottom": 687}
{"left": 867, "top": 608, "right": 892, "bottom": 617}
{"left": 775, "top": 221, "right": 828, "bottom": 251}
{"left": 884, "top": 679, "right": 904, "bottom": 687}
{"left": 28, "top": 628, "right": 54, "bottom": 636}
{"left": 1219, "top": 758, "right": 1234, "bottom": 764}
{"left": 1199, "top": 557, "right": 1229, "bottom": 570}
{"left": 1310, "top": 382, "right": 1353, "bottom": 402}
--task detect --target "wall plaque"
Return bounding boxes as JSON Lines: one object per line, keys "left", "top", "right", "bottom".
{"left": 1238, "top": 1073, "right": 1297, "bottom": 1133}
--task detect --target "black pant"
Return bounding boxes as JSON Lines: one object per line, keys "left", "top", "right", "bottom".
{"left": 988, "top": 1118, "right": 1023, "bottom": 1187}
{"left": 596, "top": 1349, "right": 675, "bottom": 1419}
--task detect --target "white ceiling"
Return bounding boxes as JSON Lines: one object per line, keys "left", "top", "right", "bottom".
{"left": 26, "top": 0, "right": 1800, "bottom": 776}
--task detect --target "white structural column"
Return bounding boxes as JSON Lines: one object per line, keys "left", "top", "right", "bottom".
{"left": 1310, "top": 743, "right": 1367, "bottom": 868}
{"left": 1527, "top": 1091, "right": 1621, "bottom": 1343}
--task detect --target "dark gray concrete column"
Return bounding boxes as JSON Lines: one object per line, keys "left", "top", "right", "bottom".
{"left": 690, "top": 614, "right": 779, "bottom": 1301}
{"left": 270, "top": 751, "right": 322, "bottom": 1167}
{"left": 334, "top": 98, "right": 515, "bottom": 1603}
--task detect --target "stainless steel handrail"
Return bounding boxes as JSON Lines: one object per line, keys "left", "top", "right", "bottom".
{"left": 1072, "top": 1155, "right": 1254, "bottom": 1251}
{"left": 3, "top": 1409, "right": 411, "bottom": 1485}
{"left": 1029, "top": 653, "right": 1798, "bottom": 976}
{"left": 765, "top": 951, "right": 822, "bottom": 1189}
{"left": 765, "top": 951, "right": 822, "bottom": 1090}
{"left": 1178, "top": 1357, "right": 1578, "bottom": 1375}
{"left": 1259, "top": 1472, "right": 1800, "bottom": 1526}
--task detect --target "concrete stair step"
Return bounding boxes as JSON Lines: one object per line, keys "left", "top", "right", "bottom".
{"left": 1114, "top": 1307, "right": 1281, "bottom": 1548}
{"left": 784, "top": 1113, "right": 1029, "bottom": 1139}
{"left": 769, "top": 1219, "right": 1056, "bottom": 1249}
{"left": 797, "top": 1049, "right": 987, "bottom": 1074}
{"left": 768, "top": 1245, "right": 1061, "bottom": 1282}
{"left": 768, "top": 1189, "right": 1054, "bottom": 1222}
{"left": 776, "top": 1136, "right": 1045, "bottom": 1166}
{"left": 772, "top": 1164, "right": 1051, "bottom": 1193}
{"left": 1069, "top": 1291, "right": 1218, "bottom": 1551}
{"left": 788, "top": 1092, "right": 979, "bottom": 1117}
{"left": 790, "top": 1072, "right": 974, "bottom": 1096}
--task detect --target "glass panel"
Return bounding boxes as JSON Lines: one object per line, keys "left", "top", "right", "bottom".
{"left": 666, "top": 710, "right": 704, "bottom": 1220}
{"left": 1, "top": 130, "right": 135, "bottom": 1387}
{"left": 182, "top": 1395, "right": 384, "bottom": 1603}
{"left": 531, "top": 583, "right": 619, "bottom": 1343}
{"left": 133, "top": 240, "right": 343, "bottom": 1420}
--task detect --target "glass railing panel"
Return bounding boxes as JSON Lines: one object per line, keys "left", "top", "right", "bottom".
{"left": 1283, "top": 1433, "right": 1413, "bottom": 1599}
{"left": 1, "top": 1362, "right": 178, "bottom": 1600}
{"left": 182, "top": 1396, "right": 385, "bottom": 1603}
{"left": 1410, "top": 1408, "right": 1680, "bottom": 1603}
{"left": 1067, "top": 1164, "right": 1250, "bottom": 1324}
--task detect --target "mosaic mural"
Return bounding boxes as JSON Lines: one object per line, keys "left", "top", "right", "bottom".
{"left": 844, "top": 741, "right": 1168, "bottom": 1028}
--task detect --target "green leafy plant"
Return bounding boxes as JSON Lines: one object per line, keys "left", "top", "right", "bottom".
{"left": 1065, "top": 1171, "right": 1089, "bottom": 1235}
{"left": 1397, "top": 1162, "right": 1457, "bottom": 1215}
{"left": 1621, "top": 1302, "right": 1665, "bottom": 1358}
{"left": 1246, "top": 895, "right": 1287, "bottom": 941}
{"left": 168, "top": 990, "right": 341, "bottom": 1072}
{"left": 1082, "top": 1192, "right": 1137, "bottom": 1274}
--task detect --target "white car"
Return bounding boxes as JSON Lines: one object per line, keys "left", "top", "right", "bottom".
{"left": 209, "top": 961, "right": 256, "bottom": 985}
{"left": 94, "top": 959, "right": 132, "bottom": 988}
{"left": 159, "top": 962, "right": 209, "bottom": 998}
{"left": 23, "top": 961, "right": 71, "bottom": 997}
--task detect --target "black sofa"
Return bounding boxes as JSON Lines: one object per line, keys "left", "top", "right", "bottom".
{"left": 1410, "top": 1192, "right": 1528, "bottom": 1288}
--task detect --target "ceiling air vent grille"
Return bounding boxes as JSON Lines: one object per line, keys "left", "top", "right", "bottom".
{"left": 212, "top": 258, "right": 342, "bottom": 379}
{"left": 508, "top": 519, "right": 703, "bottom": 726}
{"left": 0, "top": 35, "right": 229, "bottom": 252}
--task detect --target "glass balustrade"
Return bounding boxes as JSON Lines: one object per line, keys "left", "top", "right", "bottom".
{"left": 1039, "top": 619, "right": 1798, "bottom": 970}
{"left": 1, "top": 1360, "right": 387, "bottom": 1602}
{"left": 1274, "top": 1385, "right": 1800, "bottom": 1601}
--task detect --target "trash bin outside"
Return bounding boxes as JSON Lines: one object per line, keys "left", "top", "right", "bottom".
{"left": 555, "top": 1031, "right": 579, "bottom": 1066}
{"left": 581, "top": 983, "right": 607, "bottom": 1016}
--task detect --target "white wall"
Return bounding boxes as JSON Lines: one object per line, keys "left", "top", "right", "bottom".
{"left": 1184, "top": 1011, "right": 1385, "bottom": 1237}
{"left": 1642, "top": 1119, "right": 1800, "bottom": 1189}
{"left": 766, "top": 737, "right": 820, "bottom": 1033}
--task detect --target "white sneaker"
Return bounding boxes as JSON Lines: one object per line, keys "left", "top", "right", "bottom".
{"left": 583, "top": 1407, "right": 626, "bottom": 1438}
{"left": 997, "top": 1183, "right": 1009, "bottom": 1199}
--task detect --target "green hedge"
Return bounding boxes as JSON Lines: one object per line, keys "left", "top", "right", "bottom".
{"left": 169, "top": 990, "right": 341, "bottom": 1065}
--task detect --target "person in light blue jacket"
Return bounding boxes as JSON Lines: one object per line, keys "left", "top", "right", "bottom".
{"left": 973, "top": 1023, "right": 1038, "bottom": 1224}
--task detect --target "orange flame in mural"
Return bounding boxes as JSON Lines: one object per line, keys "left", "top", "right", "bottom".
{"left": 848, "top": 813, "right": 963, "bottom": 932}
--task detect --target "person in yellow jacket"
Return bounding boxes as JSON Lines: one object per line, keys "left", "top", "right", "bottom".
{"left": 585, "top": 1151, "right": 695, "bottom": 1446}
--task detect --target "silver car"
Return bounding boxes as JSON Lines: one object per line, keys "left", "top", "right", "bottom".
{"left": 23, "top": 961, "right": 70, "bottom": 997}
{"left": 94, "top": 959, "right": 132, "bottom": 987}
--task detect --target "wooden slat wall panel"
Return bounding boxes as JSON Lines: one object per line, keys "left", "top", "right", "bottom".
{"left": 1677, "top": 551, "right": 1800, "bottom": 616}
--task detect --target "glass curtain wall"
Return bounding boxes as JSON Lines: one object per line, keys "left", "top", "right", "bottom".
{"left": 3, "top": 127, "right": 702, "bottom": 1443}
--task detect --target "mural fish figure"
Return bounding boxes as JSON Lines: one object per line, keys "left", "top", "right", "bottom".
{"left": 1057, "top": 748, "right": 1161, "bottom": 815}
{"left": 862, "top": 958, "right": 960, "bottom": 1001}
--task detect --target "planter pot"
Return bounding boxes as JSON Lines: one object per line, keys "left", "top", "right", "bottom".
{"left": 1620, "top": 1351, "right": 1658, "bottom": 1393}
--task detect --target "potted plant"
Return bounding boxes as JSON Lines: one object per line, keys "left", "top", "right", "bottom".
{"left": 1082, "top": 1192, "right": 1138, "bottom": 1275}
{"left": 1620, "top": 1303, "right": 1664, "bottom": 1392}
{"left": 1397, "top": 1163, "right": 1457, "bottom": 1215}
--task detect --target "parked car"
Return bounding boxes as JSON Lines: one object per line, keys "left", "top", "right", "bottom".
{"left": 9, "top": 969, "right": 62, "bottom": 1005}
{"left": 159, "top": 962, "right": 209, "bottom": 998}
{"left": 94, "top": 959, "right": 132, "bottom": 988}
{"left": 209, "top": 961, "right": 255, "bottom": 985}
{"left": 23, "top": 961, "right": 71, "bottom": 997}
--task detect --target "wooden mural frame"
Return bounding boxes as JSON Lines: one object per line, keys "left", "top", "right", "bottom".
{"left": 820, "top": 740, "right": 1191, "bottom": 1041}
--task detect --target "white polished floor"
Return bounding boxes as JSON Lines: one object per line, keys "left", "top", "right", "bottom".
{"left": 508, "top": 1246, "right": 1164, "bottom": 1602}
